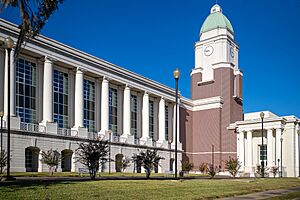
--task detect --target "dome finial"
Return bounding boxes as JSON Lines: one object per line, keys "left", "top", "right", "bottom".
{"left": 211, "top": 4, "right": 222, "bottom": 14}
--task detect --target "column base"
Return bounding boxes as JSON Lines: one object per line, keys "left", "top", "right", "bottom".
{"left": 126, "top": 135, "right": 134, "bottom": 144}
{"left": 72, "top": 127, "right": 88, "bottom": 138}
{"left": 120, "top": 135, "right": 128, "bottom": 143}
{"left": 39, "top": 121, "right": 57, "bottom": 134}
{"left": 146, "top": 138, "right": 153, "bottom": 146}
{"left": 139, "top": 138, "right": 147, "bottom": 145}
{"left": 4, "top": 115, "right": 20, "bottom": 130}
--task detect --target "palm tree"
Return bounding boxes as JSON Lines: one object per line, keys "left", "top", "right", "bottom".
{"left": 132, "top": 149, "right": 164, "bottom": 179}
{"left": 40, "top": 149, "right": 60, "bottom": 176}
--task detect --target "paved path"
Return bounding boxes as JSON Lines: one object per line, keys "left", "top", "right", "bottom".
{"left": 220, "top": 187, "right": 300, "bottom": 200}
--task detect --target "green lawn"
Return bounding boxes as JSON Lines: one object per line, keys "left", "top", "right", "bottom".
{"left": 0, "top": 178, "right": 300, "bottom": 200}
{"left": 4, "top": 172, "right": 207, "bottom": 177}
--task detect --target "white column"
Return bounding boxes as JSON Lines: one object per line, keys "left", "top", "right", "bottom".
{"left": 122, "top": 85, "right": 131, "bottom": 137}
{"left": 267, "top": 129, "right": 273, "bottom": 167}
{"left": 246, "top": 130, "right": 253, "bottom": 170}
{"left": 42, "top": 56, "right": 53, "bottom": 122}
{"left": 3, "top": 49, "right": 8, "bottom": 116}
{"left": 38, "top": 152, "right": 43, "bottom": 172}
{"left": 0, "top": 49, "right": 4, "bottom": 113}
{"left": 275, "top": 128, "right": 281, "bottom": 165}
{"left": 141, "top": 91, "right": 149, "bottom": 141}
{"left": 158, "top": 97, "right": 165, "bottom": 143}
{"left": 101, "top": 77, "right": 109, "bottom": 132}
{"left": 239, "top": 131, "right": 245, "bottom": 169}
{"left": 4, "top": 48, "right": 16, "bottom": 116}
{"left": 74, "top": 68, "right": 84, "bottom": 128}
{"left": 295, "top": 124, "right": 299, "bottom": 177}
{"left": 71, "top": 152, "right": 76, "bottom": 172}
{"left": 10, "top": 48, "right": 16, "bottom": 116}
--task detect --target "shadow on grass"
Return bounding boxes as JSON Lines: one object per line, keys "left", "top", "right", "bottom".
{"left": 0, "top": 179, "right": 78, "bottom": 189}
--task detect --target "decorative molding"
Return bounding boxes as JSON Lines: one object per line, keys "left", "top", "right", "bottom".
{"left": 190, "top": 67, "right": 203, "bottom": 76}
{"left": 212, "top": 62, "right": 235, "bottom": 69}
{"left": 197, "top": 79, "right": 214, "bottom": 86}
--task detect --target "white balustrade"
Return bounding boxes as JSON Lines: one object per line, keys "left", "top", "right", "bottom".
{"left": 20, "top": 122, "right": 46, "bottom": 133}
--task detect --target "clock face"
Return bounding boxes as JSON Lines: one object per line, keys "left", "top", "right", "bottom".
{"left": 230, "top": 47, "right": 234, "bottom": 58}
{"left": 204, "top": 45, "right": 214, "bottom": 56}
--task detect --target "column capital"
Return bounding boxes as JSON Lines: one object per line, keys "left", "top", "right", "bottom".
{"left": 44, "top": 56, "right": 56, "bottom": 63}
{"left": 102, "top": 76, "right": 109, "bottom": 82}
{"left": 144, "top": 91, "right": 149, "bottom": 95}
{"left": 76, "top": 67, "right": 86, "bottom": 73}
{"left": 124, "top": 84, "right": 132, "bottom": 89}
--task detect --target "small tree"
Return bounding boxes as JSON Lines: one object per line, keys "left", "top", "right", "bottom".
{"left": 181, "top": 161, "right": 193, "bottom": 173}
{"left": 132, "top": 149, "right": 164, "bottom": 179}
{"left": 225, "top": 156, "right": 241, "bottom": 178}
{"left": 256, "top": 165, "right": 269, "bottom": 177}
{"left": 121, "top": 156, "right": 131, "bottom": 173}
{"left": 270, "top": 166, "right": 279, "bottom": 178}
{"left": 40, "top": 149, "right": 60, "bottom": 176}
{"left": 76, "top": 140, "right": 108, "bottom": 180}
{"left": 199, "top": 162, "right": 209, "bottom": 174}
{"left": 0, "top": 150, "right": 7, "bottom": 174}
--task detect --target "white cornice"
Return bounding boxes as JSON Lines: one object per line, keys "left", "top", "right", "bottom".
{"left": 180, "top": 96, "right": 223, "bottom": 112}
{"left": 190, "top": 67, "right": 203, "bottom": 76}
{"left": 212, "top": 62, "right": 235, "bottom": 69}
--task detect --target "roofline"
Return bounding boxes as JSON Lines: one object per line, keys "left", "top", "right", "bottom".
{"left": 0, "top": 18, "right": 183, "bottom": 101}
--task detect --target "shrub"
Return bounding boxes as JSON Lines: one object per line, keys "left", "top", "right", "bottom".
{"left": 208, "top": 164, "right": 220, "bottom": 178}
{"left": 182, "top": 161, "right": 193, "bottom": 173}
{"left": 256, "top": 165, "right": 269, "bottom": 177}
{"left": 0, "top": 150, "right": 7, "bottom": 174}
{"left": 270, "top": 166, "right": 279, "bottom": 178}
{"left": 225, "top": 156, "right": 241, "bottom": 177}
{"left": 199, "top": 162, "right": 209, "bottom": 174}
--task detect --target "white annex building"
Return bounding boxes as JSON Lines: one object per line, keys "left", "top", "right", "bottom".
{"left": 0, "top": 4, "right": 299, "bottom": 177}
{"left": 229, "top": 111, "right": 300, "bottom": 177}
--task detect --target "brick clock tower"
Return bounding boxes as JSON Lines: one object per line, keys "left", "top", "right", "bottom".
{"left": 184, "top": 4, "right": 243, "bottom": 169}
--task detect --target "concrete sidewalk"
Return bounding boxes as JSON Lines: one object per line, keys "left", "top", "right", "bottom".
{"left": 220, "top": 187, "right": 300, "bottom": 200}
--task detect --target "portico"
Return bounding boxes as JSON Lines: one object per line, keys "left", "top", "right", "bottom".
{"left": 230, "top": 111, "right": 300, "bottom": 177}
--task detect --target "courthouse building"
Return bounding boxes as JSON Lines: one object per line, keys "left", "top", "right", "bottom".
{"left": 0, "top": 4, "right": 299, "bottom": 176}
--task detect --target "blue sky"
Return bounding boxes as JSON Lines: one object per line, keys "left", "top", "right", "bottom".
{"left": 1, "top": 0, "right": 300, "bottom": 117}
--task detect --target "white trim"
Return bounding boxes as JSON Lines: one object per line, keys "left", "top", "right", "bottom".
{"left": 192, "top": 96, "right": 223, "bottom": 111}
{"left": 190, "top": 67, "right": 203, "bottom": 76}
{"left": 212, "top": 62, "right": 235, "bottom": 69}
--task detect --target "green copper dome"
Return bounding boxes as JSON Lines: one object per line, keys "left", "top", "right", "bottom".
{"left": 200, "top": 4, "right": 234, "bottom": 34}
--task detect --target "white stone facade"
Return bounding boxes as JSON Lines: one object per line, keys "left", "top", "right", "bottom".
{"left": 0, "top": 19, "right": 182, "bottom": 173}
{"left": 230, "top": 111, "right": 300, "bottom": 177}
